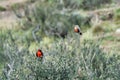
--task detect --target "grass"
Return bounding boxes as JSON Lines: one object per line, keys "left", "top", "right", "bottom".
{"left": 11, "top": 2, "right": 25, "bottom": 10}
{"left": 0, "top": 0, "right": 120, "bottom": 79}
{"left": 0, "top": 31, "right": 119, "bottom": 79}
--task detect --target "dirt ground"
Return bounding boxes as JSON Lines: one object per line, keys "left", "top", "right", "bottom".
{"left": 0, "top": 0, "right": 120, "bottom": 29}
{"left": 0, "top": 0, "right": 27, "bottom": 29}
{"left": 0, "top": 0, "right": 27, "bottom": 8}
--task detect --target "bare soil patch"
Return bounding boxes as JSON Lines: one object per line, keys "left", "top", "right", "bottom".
{"left": 0, "top": 0, "right": 27, "bottom": 29}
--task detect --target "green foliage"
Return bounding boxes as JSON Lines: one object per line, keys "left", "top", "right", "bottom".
{"left": 0, "top": 0, "right": 119, "bottom": 79}
{"left": 0, "top": 30, "right": 8, "bottom": 64}
{"left": 63, "top": 0, "right": 112, "bottom": 10}
{"left": 14, "top": 0, "right": 111, "bottom": 39}
{"left": 11, "top": 3, "right": 25, "bottom": 10}
{"left": 1, "top": 31, "right": 120, "bottom": 80}
{"left": 81, "top": 0, "right": 112, "bottom": 10}
{"left": 114, "top": 8, "right": 120, "bottom": 20}
{"left": 92, "top": 25, "right": 104, "bottom": 34}
{"left": 28, "top": 0, "right": 36, "bottom": 3}
{"left": 13, "top": 1, "right": 91, "bottom": 39}
{"left": 0, "top": 30, "right": 12, "bottom": 74}
{"left": 0, "top": 6, "right": 6, "bottom": 11}
{"left": 103, "top": 35, "right": 116, "bottom": 41}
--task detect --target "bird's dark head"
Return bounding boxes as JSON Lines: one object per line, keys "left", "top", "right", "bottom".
{"left": 38, "top": 49, "right": 42, "bottom": 52}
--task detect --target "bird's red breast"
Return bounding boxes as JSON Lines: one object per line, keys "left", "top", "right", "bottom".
{"left": 74, "top": 25, "right": 82, "bottom": 35}
{"left": 74, "top": 26, "right": 80, "bottom": 33}
{"left": 36, "top": 49, "right": 43, "bottom": 58}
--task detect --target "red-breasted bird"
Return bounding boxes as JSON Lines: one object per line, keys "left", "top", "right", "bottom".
{"left": 36, "top": 49, "right": 43, "bottom": 58}
{"left": 74, "top": 25, "right": 82, "bottom": 35}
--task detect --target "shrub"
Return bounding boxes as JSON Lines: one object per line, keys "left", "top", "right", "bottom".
{"left": 1, "top": 32, "right": 120, "bottom": 80}
{"left": 11, "top": 2, "right": 26, "bottom": 11}
{"left": 63, "top": 0, "right": 112, "bottom": 10}
{"left": 0, "top": 30, "right": 9, "bottom": 74}
{"left": 13, "top": 1, "right": 90, "bottom": 39}
{"left": 81, "top": 0, "right": 112, "bottom": 10}
{"left": 13, "top": 0, "right": 95, "bottom": 40}
{"left": 114, "top": 8, "right": 120, "bottom": 20}
{"left": 92, "top": 25, "right": 104, "bottom": 34}
{"left": 0, "top": 6, "right": 6, "bottom": 11}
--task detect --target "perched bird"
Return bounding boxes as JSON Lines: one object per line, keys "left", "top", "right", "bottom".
{"left": 74, "top": 25, "right": 82, "bottom": 35}
{"left": 36, "top": 49, "right": 43, "bottom": 58}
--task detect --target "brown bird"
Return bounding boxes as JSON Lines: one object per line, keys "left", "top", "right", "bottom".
{"left": 36, "top": 49, "right": 43, "bottom": 58}
{"left": 74, "top": 25, "right": 82, "bottom": 35}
